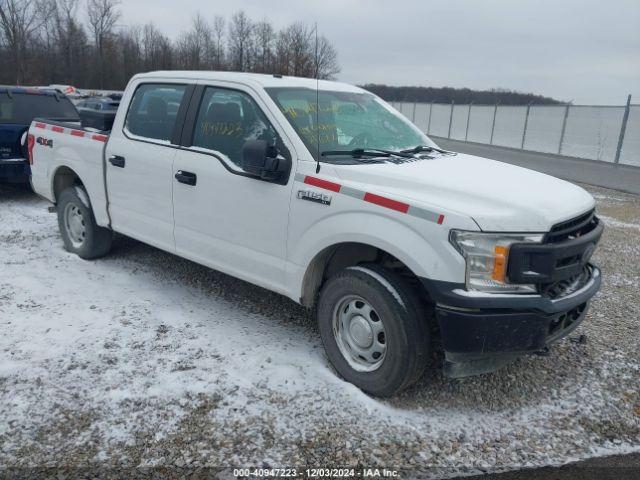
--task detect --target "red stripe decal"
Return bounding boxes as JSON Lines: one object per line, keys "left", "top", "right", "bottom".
{"left": 51, "top": 126, "right": 64, "bottom": 133}
{"left": 92, "top": 134, "right": 108, "bottom": 142}
{"left": 304, "top": 175, "right": 341, "bottom": 192}
{"left": 437, "top": 214, "right": 445, "bottom": 225}
{"left": 35, "top": 122, "right": 46, "bottom": 129}
{"left": 363, "top": 192, "right": 410, "bottom": 213}
{"left": 70, "top": 130, "right": 85, "bottom": 137}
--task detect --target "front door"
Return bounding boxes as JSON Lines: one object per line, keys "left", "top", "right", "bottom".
{"left": 172, "top": 85, "right": 295, "bottom": 293}
{"left": 106, "top": 82, "right": 189, "bottom": 252}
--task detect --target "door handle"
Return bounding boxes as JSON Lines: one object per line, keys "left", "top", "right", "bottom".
{"left": 108, "top": 155, "right": 125, "bottom": 168}
{"left": 175, "top": 170, "right": 197, "bottom": 186}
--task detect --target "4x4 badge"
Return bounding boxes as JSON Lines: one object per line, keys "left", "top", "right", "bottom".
{"left": 36, "top": 137, "right": 53, "bottom": 148}
{"left": 297, "top": 189, "right": 332, "bottom": 206}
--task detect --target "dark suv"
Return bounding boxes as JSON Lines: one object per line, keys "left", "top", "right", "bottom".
{"left": 0, "top": 87, "right": 80, "bottom": 183}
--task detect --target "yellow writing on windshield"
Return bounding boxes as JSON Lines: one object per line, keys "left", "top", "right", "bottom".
{"left": 299, "top": 123, "right": 338, "bottom": 145}
{"left": 281, "top": 104, "right": 339, "bottom": 119}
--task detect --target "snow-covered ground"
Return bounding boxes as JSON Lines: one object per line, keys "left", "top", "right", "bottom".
{"left": 1, "top": 184, "right": 639, "bottom": 476}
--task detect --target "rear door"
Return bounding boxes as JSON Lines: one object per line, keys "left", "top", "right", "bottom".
{"left": 105, "top": 82, "right": 193, "bottom": 252}
{"left": 172, "top": 83, "right": 296, "bottom": 293}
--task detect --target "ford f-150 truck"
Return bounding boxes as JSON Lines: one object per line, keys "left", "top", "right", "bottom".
{"left": 28, "top": 71, "right": 603, "bottom": 396}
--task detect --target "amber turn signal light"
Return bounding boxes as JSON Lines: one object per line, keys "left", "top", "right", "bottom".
{"left": 492, "top": 245, "right": 509, "bottom": 282}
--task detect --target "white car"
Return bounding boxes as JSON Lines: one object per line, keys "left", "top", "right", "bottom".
{"left": 27, "top": 71, "right": 603, "bottom": 396}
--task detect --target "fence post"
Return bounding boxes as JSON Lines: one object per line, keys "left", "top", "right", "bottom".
{"left": 447, "top": 100, "right": 455, "bottom": 139}
{"left": 614, "top": 94, "right": 632, "bottom": 164}
{"left": 427, "top": 101, "right": 433, "bottom": 134}
{"left": 489, "top": 101, "right": 499, "bottom": 145}
{"left": 465, "top": 102, "right": 473, "bottom": 142}
{"left": 558, "top": 104, "right": 571, "bottom": 155}
{"left": 412, "top": 101, "right": 417, "bottom": 123}
{"left": 521, "top": 102, "right": 533, "bottom": 150}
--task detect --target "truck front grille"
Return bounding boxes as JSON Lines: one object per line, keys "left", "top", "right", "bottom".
{"left": 546, "top": 209, "right": 598, "bottom": 244}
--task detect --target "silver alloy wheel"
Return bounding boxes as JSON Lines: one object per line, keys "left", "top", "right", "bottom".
{"left": 332, "top": 295, "right": 387, "bottom": 372}
{"left": 64, "top": 202, "right": 86, "bottom": 248}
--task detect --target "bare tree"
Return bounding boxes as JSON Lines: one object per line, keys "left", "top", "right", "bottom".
{"left": 86, "top": 0, "right": 120, "bottom": 88}
{"left": 48, "top": 0, "right": 88, "bottom": 84}
{"left": 0, "top": 0, "right": 50, "bottom": 83}
{"left": 278, "top": 22, "right": 313, "bottom": 77}
{"left": 228, "top": 10, "right": 253, "bottom": 71}
{"left": 141, "top": 23, "right": 172, "bottom": 71}
{"left": 211, "top": 14, "right": 225, "bottom": 70}
{"left": 315, "top": 35, "right": 340, "bottom": 79}
{"left": 193, "top": 13, "right": 212, "bottom": 69}
{"left": 120, "top": 24, "right": 142, "bottom": 84}
{"left": 253, "top": 19, "right": 275, "bottom": 73}
{"left": 176, "top": 14, "right": 213, "bottom": 70}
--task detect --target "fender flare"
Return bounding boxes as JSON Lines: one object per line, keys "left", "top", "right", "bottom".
{"left": 290, "top": 211, "right": 464, "bottom": 303}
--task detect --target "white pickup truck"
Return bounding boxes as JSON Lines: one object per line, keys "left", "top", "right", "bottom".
{"left": 28, "top": 71, "right": 603, "bottom": 396}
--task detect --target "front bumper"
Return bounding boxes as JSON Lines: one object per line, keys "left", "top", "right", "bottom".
{"left": 421, "top": 265, "right": 601, "bottom": 378}
{"left": 0, "top": 158, "right": 30, "bottom": 183}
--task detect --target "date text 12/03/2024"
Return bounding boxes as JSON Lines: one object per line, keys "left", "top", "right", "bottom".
{"left": 233, "top": 468, "right": 400, "bottom": 478}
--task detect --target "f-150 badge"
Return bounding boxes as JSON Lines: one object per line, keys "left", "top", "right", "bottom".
{"left": 297, "top": 189, "right": 332, "bottom": 205}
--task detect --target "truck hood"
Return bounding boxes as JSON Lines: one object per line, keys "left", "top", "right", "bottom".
{"left": 333, "top": 153, "right": 595, "bottom": 232}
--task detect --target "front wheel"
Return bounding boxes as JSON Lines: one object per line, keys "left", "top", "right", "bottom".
{"left": 317, "top": 264, "right": 430, "bottom": 397}
{"left": 57, "top": 186, "right": 112, "bottom": 259}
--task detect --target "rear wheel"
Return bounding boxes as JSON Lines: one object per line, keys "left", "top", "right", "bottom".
{"left": 57, "top": 186, "right": 112, "bottom": 259}
{"left": 317, "top": 264, "right": 430, "bottom": 397}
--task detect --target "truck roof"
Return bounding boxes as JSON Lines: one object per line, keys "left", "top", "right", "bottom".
{"left": 132, "top": 71, "right": 365, "bottom": 93}
{"left": 0, "top": 86, "right": 61, "bottom": 97}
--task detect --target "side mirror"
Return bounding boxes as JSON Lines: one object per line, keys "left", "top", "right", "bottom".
{"left": 241, "top": 139, "right": 290, "bottom": 184}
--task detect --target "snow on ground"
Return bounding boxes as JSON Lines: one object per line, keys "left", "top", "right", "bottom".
{"left": 0, "top": 184, "right": 639, "bottom": 477}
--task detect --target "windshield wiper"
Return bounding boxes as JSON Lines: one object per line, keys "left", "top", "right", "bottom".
{"left": 400, "top": 145, "right": 456, "bottom": 155}
{"left": 321, "top": 148, "right": 414, "bottom": 159}
{"left": 318, "top": 150, "right": 385, "bottom": 164}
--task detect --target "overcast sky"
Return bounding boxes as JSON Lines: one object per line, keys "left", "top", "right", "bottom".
{"left": 120, "top": 0, "right": 639, "bottom": 105}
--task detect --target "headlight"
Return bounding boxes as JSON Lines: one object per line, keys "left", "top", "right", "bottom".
{"left": 449, "top": 230, "right": 544, "bottom": 293}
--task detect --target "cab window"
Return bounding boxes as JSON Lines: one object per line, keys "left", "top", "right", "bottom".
{"left": 125, "top": 84, "right": 187, "bottom": 142}
{"left": 192, "top": 87, "right": 277, "bottom": 167}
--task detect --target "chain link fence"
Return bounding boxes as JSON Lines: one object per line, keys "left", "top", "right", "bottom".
{"left": 390, "top": 97, "right": 639, "bottom": 167}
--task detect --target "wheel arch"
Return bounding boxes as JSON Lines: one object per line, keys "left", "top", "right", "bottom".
{"left": 291, "top": 211, "right": 460, "bottom": 307}
{"left": 51, "top": 165, "right": 86, "bottom": 203}
{"left": 299, "top": 240, "right": 432, "bottom": 308}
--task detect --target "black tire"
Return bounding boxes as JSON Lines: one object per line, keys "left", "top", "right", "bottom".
{"left": 317, "top": 264, "right": 430, "bottom": 397}
{"left": 57, "top": 186, "right": 112, "bottom": 259}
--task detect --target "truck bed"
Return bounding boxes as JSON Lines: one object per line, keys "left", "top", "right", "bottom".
{"left": 29, "top": 118, "right": 111, "bottom": 228}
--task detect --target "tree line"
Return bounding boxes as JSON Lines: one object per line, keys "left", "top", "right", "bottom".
{"left": 362, "top": 84, "right": 563, "bottom": 105}
{"left": 0, "top": 0, "right": 340, "bottom": 90}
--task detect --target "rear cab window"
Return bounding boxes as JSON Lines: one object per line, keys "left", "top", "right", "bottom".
{"left": 124, "top": 84, "right": 187, "bottom": 143}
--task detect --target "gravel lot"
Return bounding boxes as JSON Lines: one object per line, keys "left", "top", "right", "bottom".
{"left": 0, "top": 182, "right": 639, "bottom": 478}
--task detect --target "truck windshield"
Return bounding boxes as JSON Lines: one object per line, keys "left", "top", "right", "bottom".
{"left": 266, "top": 87, "right": 437, "bottom": 161}
{"left": 0, "top": 92, "right": 80, "bottom": 124}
